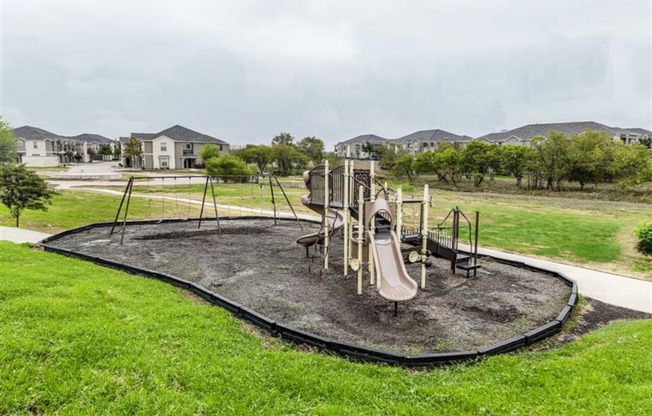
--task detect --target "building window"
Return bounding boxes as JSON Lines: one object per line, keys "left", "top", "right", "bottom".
{"left": 161, "top": 143, "right": 167, "bottom": 152}
{"left": 33, "top": 142, "right": 38, "bottom": 149}
{"left": 184, "top": 143, "right": 192, "bottom": 150}
{"left": 159, "top": 157, "right": 169, "bottom": 169}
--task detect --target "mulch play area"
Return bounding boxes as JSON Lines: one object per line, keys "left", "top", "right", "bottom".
{"left": 46, "top": 218, "right": 595, "bottom": 355}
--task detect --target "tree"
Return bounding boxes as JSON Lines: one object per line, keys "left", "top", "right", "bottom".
{"left": 199, "top": 144, "right": 221, "bottom": 162}
{"left": 393, "top": 154, "right": 415, "bottom": 179}
{"left": 98, "top": 144, "right": 112, "bottom": 156}
{"left": 501, "top": 145, "right": 534, "bottom": 187}
{"left": 0, "top": 164, "right": 55, "bottom": 227}
{"left": 123, "top": 137, "right": 143, "bottom": 168}
{"left": 640, "top": 137, "right": 652, "bottom": 149}
{"left": 361, "top": 141, "right": 375, "bottom": 155}
{"left": 113, "top": 143, "right": 121, "bottom": 160}
{"left": 297, "top": 136, "right": 324, "bottom": 165}
{"left": 530, "top": 131, "right": 572, "bottom": 191}
{"left": 271, "top": 132, "right": 294, "bottom": 147}
{"left": 412, "top": 145, "right": 463, "bottom": 185}
{"left": 0, "top": 118, "right": 17, "bottom": 164}
{"left": 567, "top": 131, "right": 615, "bottom": 190}
{"left": 273, "top": 144, "right": 308, "bottom": 176}
{"left": 413, "top": 150, "right": 436, "bottom": 175}
{"left": 613, "top": 144, "right": 652, "bottom": 187}
{"left": 206, "top": 154, "right": 253, "bottom": 181}
{"left": 240, "top": 145, "right": 274, "bottom": 174}
{"left": 433, "top": 146, "right": 464, "bottom": 186}
{"left": 460, "top": 141, "right": 498, "bottom": 187}
{"left": 373, "top": 144, "right": 400, "bottom": 171}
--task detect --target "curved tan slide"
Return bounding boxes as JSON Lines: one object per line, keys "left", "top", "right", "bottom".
{"left": 365, "top": 200, "right": 418, "bottom": 302}
{"left": 296, "top": 196, "right": 344, "bottom": 248}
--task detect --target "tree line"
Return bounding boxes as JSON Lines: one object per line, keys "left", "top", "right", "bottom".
{"left": 201, "top": 133, "right": 326, "bottom": 178}
{"left": 373, "top": 130, "right": 652, "bottom": 191}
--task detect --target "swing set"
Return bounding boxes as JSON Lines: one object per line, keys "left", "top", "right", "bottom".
{"left": 109, "top": 174, "right": 303, "bottom": 244}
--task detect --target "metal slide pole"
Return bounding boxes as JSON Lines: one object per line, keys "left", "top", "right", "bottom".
{"left": 111, "top": 176, "right": 133, "bottom": 235}
{"left": 209, "top": 177, "right": 221, "bottom": 233}
{"left": 119, "top": 178, "right": 134, "bottom": 245}
{"left": 198, "top": 176, "right": 209, "bottom": 229}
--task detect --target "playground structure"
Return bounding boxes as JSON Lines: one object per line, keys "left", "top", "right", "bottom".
{"left": 297, "top": 160, "right": 481, "bottom": 313}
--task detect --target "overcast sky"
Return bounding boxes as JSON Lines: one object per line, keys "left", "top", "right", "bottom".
{"left": 2, "top": 0, "right": 650, "bottom": 148}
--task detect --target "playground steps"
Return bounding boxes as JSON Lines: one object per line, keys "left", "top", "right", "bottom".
{"left": 457, "top": 257, "right": 481, "bottom": 278}
{"left": 426, "top": 238, "right": 481, "bottom": 278}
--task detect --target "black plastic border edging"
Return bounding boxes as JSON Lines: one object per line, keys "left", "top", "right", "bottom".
{"left": 39, "top": 217, "right": 578, "bottom": 367}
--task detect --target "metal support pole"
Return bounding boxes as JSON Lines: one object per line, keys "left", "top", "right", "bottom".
{"left": 420, "top": 184, "right": 429, "bottom": 288}
{"left": 198, "top": 176, "right": 209, "bottom": 229}
{"left": 453, "top": 207, "right": 460, "bottom": 251}
{"left": 269, "top": 176, "right": 277, "bottom": 225}
{"left": 343, "top": 160, "right": 350, "bottom": 276}
{"left": 275, "top": 176, "right": 303, "bottom": 231}
{"left": 111, "top": 176, "right": 133, "bottom": 235}
{"left": 474, "top": 210, "right": 480, "bottom": 277}
{"left": 323, "top": 160, "right": 330, "bottom": 270}
{"left": 369, "top": 160, "right": 375, "bottom": 286}
{"left": 357, "top": 185, "right": 364, "bottom": 295}
{"left": 396, "top": 187, "right": 403, "bottom": 240}
{"left": 348, "top": 160, "right": 354, "bottom": 265}
{"left": 119, "top": 178, "right": 134, "bottom": 245}
{"left": 210, "top": 177, "right": 221, "bottom": 233}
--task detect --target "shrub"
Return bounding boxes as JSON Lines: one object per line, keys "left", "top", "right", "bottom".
{"left": 199, "top": 144, "right": 221, "bottom": 162}
{"left": 635, "top": 222, "right": 652, "bottom": 254}
{"left": 206, "top": 154, "right": 253, "bottom": 182}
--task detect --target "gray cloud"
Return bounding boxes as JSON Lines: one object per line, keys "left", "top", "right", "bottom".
{"left": 2, "top": 0, "right": 650, "bottom": 149}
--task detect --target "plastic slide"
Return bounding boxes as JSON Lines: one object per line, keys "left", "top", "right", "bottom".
{"left": 296, "top": 196, "right": 345, "bottom": 249}
{"left": 365, "top": 200, "right": 418, "bottom": 302}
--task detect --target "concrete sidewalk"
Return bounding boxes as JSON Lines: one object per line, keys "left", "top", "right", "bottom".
{"left": 0, "top": 227, "right": 52, "bottom": 244}
{"left": 475, "top": 246, "right": 652, "bottom": 314}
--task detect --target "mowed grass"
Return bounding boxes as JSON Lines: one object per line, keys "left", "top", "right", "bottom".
{"left": 0, "top": 191, "right": 203, "bottom": 234}
{"left": 1, "top": 242, "right": 651, "bottom": 415}
{"left": 399, "top": 189, "right": 652, "bottom": 270}
{"left": 93, "top": 182, "right": 315, "bottom": 216}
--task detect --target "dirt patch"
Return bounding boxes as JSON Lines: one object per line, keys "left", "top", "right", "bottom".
{"left": 48, "top": 218, "right": 574, "bottom": 355}
{"left": 559, "top": 298, "right": 651, "bottom": 344}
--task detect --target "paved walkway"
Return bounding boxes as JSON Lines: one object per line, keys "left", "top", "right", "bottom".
{"left": 1, "top": 222, "right": 650, "bottom": 314}
{"left": 0, "top": 227, "right": 52, "bottom": 244}
{"left": 474, "top": 246, "right": 652, "bottom": 314}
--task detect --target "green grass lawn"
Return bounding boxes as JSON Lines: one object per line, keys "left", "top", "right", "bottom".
{"left": 1, "top": 242, "right": 651, "bottom": 415}
{"left": 92, "top": 182, "right": 314, "bottom": 216}
{"left": 398, "top": 189, "right": 652, "bottom": 277}
{"left": 0, "top": 191, "right": 203, "bottom": 233}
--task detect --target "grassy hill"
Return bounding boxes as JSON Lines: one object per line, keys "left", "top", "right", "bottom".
{"left": 1, "top": 242, "right": 651, "bottom": 415}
